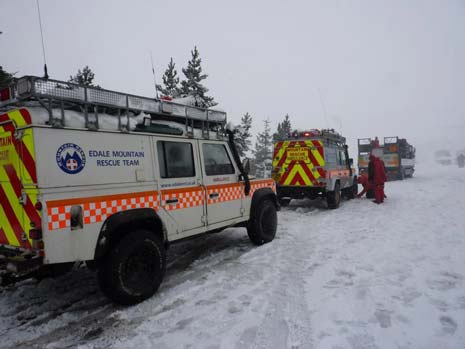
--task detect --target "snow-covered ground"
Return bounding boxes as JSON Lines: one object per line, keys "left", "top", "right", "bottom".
{"left": 1, "top": 163, "right": 464, "bottom": 349}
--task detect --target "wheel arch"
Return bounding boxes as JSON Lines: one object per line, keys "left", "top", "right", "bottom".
{"left": 327, "top": 178, "right": 341, "bottom": 192}
{"left": 93, "top": 208, "right": 167, "bottom": 261}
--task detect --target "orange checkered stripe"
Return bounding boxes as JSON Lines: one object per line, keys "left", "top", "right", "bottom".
{"left": 250, "top": 179, "right": 276, "bottom": 195}
{"left": 46, "top": 182, "right": 276, "bottom": 231}
{"left": 161, "top": 186, "right": 204, "bottom": 211}
{"left": 206, "top": 183, "right": 243, "bottom": 204}
{"left": 47, "top": 191, "right": 159, "bottom": 231}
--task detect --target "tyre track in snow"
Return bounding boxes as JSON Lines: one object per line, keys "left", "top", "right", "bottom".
{"left": 0, "top": 231, "right": 258, "bottom": 349}
{"left": 110, "top": 229, "right": 285, "bottom": 348}
{"left": 250, "top": 204, "right": 326, "bottom": 349}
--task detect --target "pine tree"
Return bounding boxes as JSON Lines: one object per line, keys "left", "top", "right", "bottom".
{"left": 180, "top": 46, "right": 217, "bottom": 108}
{"left": 272, "top": 114, "right": 292, "bottom": 142}
{"left": 235, "top": 112, "right": 253, "bottom": 158}
{"left": 69, "top": 66, "right": 98, "bottom": 87}
{"left": 0, "top": 66, "right": 14, "bottom": 87}
{"left": 253, "top": 119, "right": 273, "bottom": 178}
{"left": 156, "top": 57, "right": 181, "bottom": 97}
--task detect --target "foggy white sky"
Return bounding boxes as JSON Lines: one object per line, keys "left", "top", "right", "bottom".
{"left": 1, "top": 0, "right": 465, "bottom": 157}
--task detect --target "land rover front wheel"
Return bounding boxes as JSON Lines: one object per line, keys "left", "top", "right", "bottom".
{"left": 97, "top": 230, "right": 166, "bottom": 305}
{"left": 247, "top": 199, "right": 277, "bottom": 245}
{"left": 327, "top": 182, "right": 341, "bottom": 209}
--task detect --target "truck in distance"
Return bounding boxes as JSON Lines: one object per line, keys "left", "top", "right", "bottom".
{"left": 358, "top": 137, "right": 415, "bottom": 180}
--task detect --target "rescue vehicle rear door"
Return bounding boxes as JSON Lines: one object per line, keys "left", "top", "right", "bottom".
{"left": 155, "top": 138, "right": 206, "bottom": 232}
{"left": 0, "top": 109, "right": 38, "bottom": 250}
{"left": 198, "top": 140, "right": 243, "bottom": 225}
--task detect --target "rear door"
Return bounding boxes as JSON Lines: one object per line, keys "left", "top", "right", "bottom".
{"left": 199, "top": 141, "right": 243, "bottom": 225}
{"left": 272, "top": 140, "right": 325, "bottom": 187}
{"left": 0, "top": 108, "right": 40, "bottom": 249}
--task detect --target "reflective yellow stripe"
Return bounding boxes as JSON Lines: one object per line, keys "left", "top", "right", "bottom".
{"left": 272, "top": 141, "right": 290, "bottom": 167}
{"left": 0, "top": 165, "right": 28, "bottom": 233}
{"left": 283, "top": 164, "right": 313, "bottom": 186}
{"left": 0, "top": 201, "right": 20, "bottom": 246}
{"left": 0, "top": 109, "right": 37, "bottom": 248}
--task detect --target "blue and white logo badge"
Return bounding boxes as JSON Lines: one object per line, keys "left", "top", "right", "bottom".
{"left": 56, "top": 143, "right": 86, "bottom": 174}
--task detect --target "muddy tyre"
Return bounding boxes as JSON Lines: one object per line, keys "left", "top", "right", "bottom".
{"left": 247, "top": 199, "right": 277, "bottom": 245}
{"left": 98, "top": 230, "right": 166, "bottom": 305}
{"left": 327, "top": 182, "right": 341, "bottom": 209}
{"left": 344, "top": 181, "right": 358, "bottom": 200}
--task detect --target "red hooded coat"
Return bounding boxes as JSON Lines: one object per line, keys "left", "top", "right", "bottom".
{"left": 373, "top": 157, "right": 387, "bottom": 185}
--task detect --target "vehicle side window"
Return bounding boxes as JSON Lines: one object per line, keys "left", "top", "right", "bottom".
{"left": 202, "top": 143, "right": 235, "bottom": 176}
{"left": 325, "top": 148, "right": 337, "bottom": 164}
{"left": 339, "top": 150, "right": 346, "bottom": 165}
{"left": 157, "top": 141, "right": 195, "bottom": 178}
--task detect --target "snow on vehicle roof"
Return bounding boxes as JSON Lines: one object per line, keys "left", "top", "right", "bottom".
{"left": 20, "top": 104, "right": 225, "bottom": 139}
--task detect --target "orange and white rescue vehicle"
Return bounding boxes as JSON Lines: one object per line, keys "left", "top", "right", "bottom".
{"left": 272, "top": 129, "right": 357, "bottom": 209}
{"left": 0, "top": 76, "right": 277, "bottom": 304}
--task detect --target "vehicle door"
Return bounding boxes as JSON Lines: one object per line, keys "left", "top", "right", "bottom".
{"left": 198, "top": 140, "right": 243, "bottom": 225}
{"left": 0, "top": 109, "right": 39, "bottom": 250}
{"left": 337, "top": 149, "right": 349, "bottom": 188}
{"left": 155, "top": 138, "right": 206, "bottom": 233}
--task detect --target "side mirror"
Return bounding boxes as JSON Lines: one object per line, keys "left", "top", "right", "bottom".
{"left": 349, "top": 158, "right": 354, "bottom": 165}
{"left": 242, "top": 158, "right": 250, "bottom": 174}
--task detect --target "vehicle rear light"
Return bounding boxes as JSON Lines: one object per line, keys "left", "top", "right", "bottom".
{"left": 34, "top": 201, "right": 43, "bottom": 211}
{"left": 29, "top": 229, "right": 42, "bottom": 240}
{"left": 0, "top": 87, "right": 11, "bottom": 101}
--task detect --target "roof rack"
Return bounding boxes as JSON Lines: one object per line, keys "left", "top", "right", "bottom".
{"left": 320, "top": 129, "right": 346, "bottom": 145}
{"left": 0, "top": 76, "right": 227, "bottom": 138}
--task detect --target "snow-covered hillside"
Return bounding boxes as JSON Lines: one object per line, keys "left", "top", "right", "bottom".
{"left": 1, "top": 163, "right": 464, "bottom": 349}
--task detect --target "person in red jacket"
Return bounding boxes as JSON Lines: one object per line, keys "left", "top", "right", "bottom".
{"left": 372, "top": 155, "right": 387, "bottom": 204}
{"left": 356, "top": 169, "right": 373, "bottom": 198}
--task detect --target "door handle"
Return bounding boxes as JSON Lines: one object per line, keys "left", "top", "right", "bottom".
{"left": 209, "top": 193, "right": 219, "bottom": 199}
{"left": 166, "top": 198, "right": 178, "bottom": 204}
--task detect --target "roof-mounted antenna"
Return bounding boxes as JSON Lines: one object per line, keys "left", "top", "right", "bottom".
{"left": 317, "top": 88, "right": 329, "bottom": 129}
{"left": 150, "top": 51, "right": 159, "bottom": 99}
{"left": 36, "top": 0, "right": 49, "bottom": 79}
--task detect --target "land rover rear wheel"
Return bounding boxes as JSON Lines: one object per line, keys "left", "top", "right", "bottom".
{"left": 327, "top": 182, "right": 341, "bottom": 209}
{"left": 97, "top": 230, "right": 166, "bottom": 305}
{"left": 247, "top": 199, "right": 277, "bottom": 245}
{"left": 344, "top": 180, "right": 358, "bottom": 200}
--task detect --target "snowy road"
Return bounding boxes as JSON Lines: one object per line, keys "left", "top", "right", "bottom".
{"left": 1, "top": 164, "right": 465, "bottom": 349}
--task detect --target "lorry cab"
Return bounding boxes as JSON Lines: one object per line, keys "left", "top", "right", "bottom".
{"left": 358, "top": 136, "right": 415, "bottom": 180}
